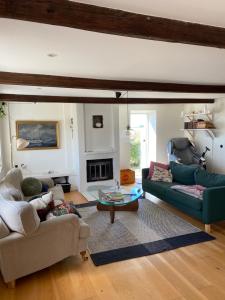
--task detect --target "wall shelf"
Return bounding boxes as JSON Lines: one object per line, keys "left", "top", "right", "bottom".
{"left": 180, "top": 128, "right": 216, "bottom": 139}
{"left": 182, "top": 110, "right": 216, "bottom": 139}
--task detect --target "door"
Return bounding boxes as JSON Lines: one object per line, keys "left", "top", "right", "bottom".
{"left": 130, "top": 111, "right": 156, "bottom": 179}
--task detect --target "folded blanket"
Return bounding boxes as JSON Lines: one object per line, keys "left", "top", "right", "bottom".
{"left": 171, "top": 184, "right": 206, "bottom": 199}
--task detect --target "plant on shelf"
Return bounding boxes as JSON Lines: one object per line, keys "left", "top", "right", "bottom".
{"left": 0, "top": 102, "right": 6, "bottom": 118}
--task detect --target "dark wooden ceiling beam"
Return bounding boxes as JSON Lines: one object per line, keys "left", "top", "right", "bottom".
{"left": 0, "top": 72, "right": 225, "bottom": 93}
{"left": 0, "top": 94, "right": 215, "bottom": 104}
{"left": 1, "top": 1, "right": 225, "bottom": 48}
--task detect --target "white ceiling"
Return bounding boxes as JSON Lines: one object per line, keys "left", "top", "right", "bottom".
{"left": 1, "top": 0, "right": 225, "bottom": 98}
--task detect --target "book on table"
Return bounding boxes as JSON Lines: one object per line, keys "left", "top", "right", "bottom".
{"left": 98, "top": 190, "right": 124, "bottom": 202}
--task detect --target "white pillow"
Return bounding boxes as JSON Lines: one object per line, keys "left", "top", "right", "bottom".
{"left": 0, "top": 217, "right": 10, "bottom": 238}
{"left": 29, "top": 192, "right": 53, "bottom": 210}
{"left": 0, "top": 181, "right": 24, "bottom": 201}
{"left": 0, "top": 199, "right": 40, "bottom": 236}
{"left": 50, "top": 185, "right": 64, "bottom": 202}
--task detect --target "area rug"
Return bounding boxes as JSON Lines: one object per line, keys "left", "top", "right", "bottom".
{"left": 76, "top": 199, "right": 215, "bottom": 266}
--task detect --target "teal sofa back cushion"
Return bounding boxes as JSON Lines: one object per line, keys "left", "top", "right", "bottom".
{"left": 195, "top": 168, "right": 225, "bottom": 188}
{"left": 170, "top": 161, "right": 199, "bottom": 185}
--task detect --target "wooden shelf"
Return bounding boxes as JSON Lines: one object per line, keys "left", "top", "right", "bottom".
{"left": 183, "top": 112, "right": 212, "bottom": 118}
{"left": 181, "top": 128, "right": 216, "bottom": 139}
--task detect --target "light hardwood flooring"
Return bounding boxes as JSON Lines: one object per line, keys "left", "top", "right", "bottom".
{"left": 1, "top": 190, "right": 225, "bottom": 300}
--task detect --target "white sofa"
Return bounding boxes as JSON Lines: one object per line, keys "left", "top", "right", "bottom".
{"left": 0, "top": 168, "right": 90, "bottom": 287}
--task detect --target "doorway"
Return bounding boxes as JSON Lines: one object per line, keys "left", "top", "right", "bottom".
{"left": 130, "top": 111, "right": 156, "bottom": 179}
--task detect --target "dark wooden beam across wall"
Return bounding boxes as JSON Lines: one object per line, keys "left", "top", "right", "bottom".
{"left": 1, "top": 1, "right": 225, "bottom": 48}
{"left": 0, "top": 94, "right": 215, "bottom": 104}
{"left": 0, "top": 72, "right": 225, "bottom": 93}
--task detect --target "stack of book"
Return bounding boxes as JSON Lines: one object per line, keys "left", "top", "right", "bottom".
{"left": 107, "top": 192, "right": 124, "bottom": 201}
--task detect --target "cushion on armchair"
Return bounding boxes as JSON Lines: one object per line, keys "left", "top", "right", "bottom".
{"left": 3, "top": 168, "right": 23, "bottom": 193}
{"left": 29, "top": 192, "right": 54, "bottom": 221}
{"left": 49, "top": 185, "right": 64, "bottom": 205}
{"left": 0, "top": 181, "right": 23, "bottom": 201}
{"left": 0, "top": 199, "right": 40, "bottom": 235}
{"left": 21, "top": 177, "right": 43, "bottom": 197}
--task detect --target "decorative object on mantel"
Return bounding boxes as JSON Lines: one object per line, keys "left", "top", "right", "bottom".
{"left": 93, "top": 115, "right": 103, "bottom": 128}
{"left": 0, "top": 102, "right": 6, "bottom": 118}
{"left": 16, "top": 120, "right": 60, "bottom": 150}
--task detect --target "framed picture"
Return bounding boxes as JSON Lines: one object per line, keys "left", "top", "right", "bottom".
{"left": 16, "top": 121, "right": 60, "bottom": 150}
{"left": 93, "top": 115, "right": 103, "bottom": 128}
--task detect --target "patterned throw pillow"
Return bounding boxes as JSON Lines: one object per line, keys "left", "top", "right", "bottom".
{"left": 51, "top": 202, "right": 82, "bottom": 218}
{"left": 148, "top": 161, "right": 169, "bottom": 179}
{"left": 151, "top": 165, "right": 173, "bottom": 183}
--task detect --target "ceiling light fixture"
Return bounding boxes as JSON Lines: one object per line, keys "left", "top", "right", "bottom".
{"left": 47, "top": 53, "right": 58, "bottom": 58}
{"left": 125, "top": 91, "right": 134, "bottom": 137}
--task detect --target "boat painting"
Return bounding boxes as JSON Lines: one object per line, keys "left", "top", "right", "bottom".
{"left": 16, "top": 121, "right": 60, "bottom": 150}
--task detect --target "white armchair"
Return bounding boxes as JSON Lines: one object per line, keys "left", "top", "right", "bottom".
{"left": 0, "top": 169, "right": 90, "bottom": 288}
{"left": 0, "top": 212, "right": 89, "bottom": 287}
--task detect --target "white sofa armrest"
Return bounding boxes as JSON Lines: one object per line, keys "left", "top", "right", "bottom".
{"left": 0, "top": 214, "right": 89, "bottom": 283}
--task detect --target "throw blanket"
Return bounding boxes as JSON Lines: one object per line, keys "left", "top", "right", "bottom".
{"left": 171, "top": 185, "right": 206, "bottom": 199}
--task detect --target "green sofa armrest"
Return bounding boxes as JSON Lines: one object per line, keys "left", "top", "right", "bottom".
{"left": 142, "top": 168, "right": 149, "bottom": 180}
{"left": 202, "top": 186, "right": 225, "bottom": 224}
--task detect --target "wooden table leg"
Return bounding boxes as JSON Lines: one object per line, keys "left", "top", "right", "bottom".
{"left": 109, "top": 206, "right": 115, "bottom": 223}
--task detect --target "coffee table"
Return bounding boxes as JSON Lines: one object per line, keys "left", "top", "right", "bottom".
{"left": 96, "top": 187, "right": 143, "bottom": 223}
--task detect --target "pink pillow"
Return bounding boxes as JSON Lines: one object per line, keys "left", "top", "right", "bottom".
{"left": 148, "top": 161, "right": 169, "bottom": 179}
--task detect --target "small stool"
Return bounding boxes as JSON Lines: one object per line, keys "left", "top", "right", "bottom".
{"left": 120, "top": 169, "right": 135, "bottom": 185}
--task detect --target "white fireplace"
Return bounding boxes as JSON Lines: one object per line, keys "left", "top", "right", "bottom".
{"left": 76, "top": 104, "right": 120, "bottom": 192}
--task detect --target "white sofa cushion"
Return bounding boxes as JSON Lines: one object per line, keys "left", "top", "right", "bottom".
{"left": 0, "top": 217, "right": 10, "bottom": 238}
{"left": 0, "top": 181, "right": 24, "bottom": 201}
{"left": 29, "top": 192, "right": 53, "bottom": 210}
{"left": 0, "top": 199, "right": 40, "bottom": 236}
{"left": 3, "top": 168, "right": 24, "bottom": 194}
{"left": 49, "top": 185, "right": 64, "bottom": 205}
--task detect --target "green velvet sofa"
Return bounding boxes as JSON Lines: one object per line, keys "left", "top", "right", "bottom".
{"left": 142, "top": 162, "right": 225, "bottom": 232}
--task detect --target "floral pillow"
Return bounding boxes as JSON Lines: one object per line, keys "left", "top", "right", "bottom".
{"left": 50, "top": 202, "right": 82, "bottom": 218}
{"left": 151, "top": 165, "right": 173, "bottom": 183}
{"left": 148, "top": 161, "right": 169, "bottom": 179}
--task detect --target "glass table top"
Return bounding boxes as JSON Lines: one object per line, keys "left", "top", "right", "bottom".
{"left": 97, "top": 186, "right": 143, "bottom": 206}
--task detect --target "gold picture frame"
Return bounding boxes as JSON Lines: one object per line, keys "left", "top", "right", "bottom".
{"left": 16, "top": 121, "right": 60, "bottom": 150}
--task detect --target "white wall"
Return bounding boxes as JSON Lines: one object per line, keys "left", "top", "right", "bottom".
{"left": 0, "top": 101, "right": 185, "bottom": 189}
{"left": 119, "top": 104, "right": 184, "bottom": 168}
{"left": 1, "top": 102, "right": 78, "bottom": 189}
{"left": 84, "top": 104, "right": 115, "bottom": 152}
{"left": 184, "top": 100, "right": 225, "bottom": 174}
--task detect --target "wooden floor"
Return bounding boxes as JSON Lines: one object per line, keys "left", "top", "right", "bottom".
{"left": 1, "top": 191, "right": 225, "bottom": 300}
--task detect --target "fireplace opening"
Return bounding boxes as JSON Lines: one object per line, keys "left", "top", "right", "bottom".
{"left": 87, "top": 158, "right": 113, "bottom": 182}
